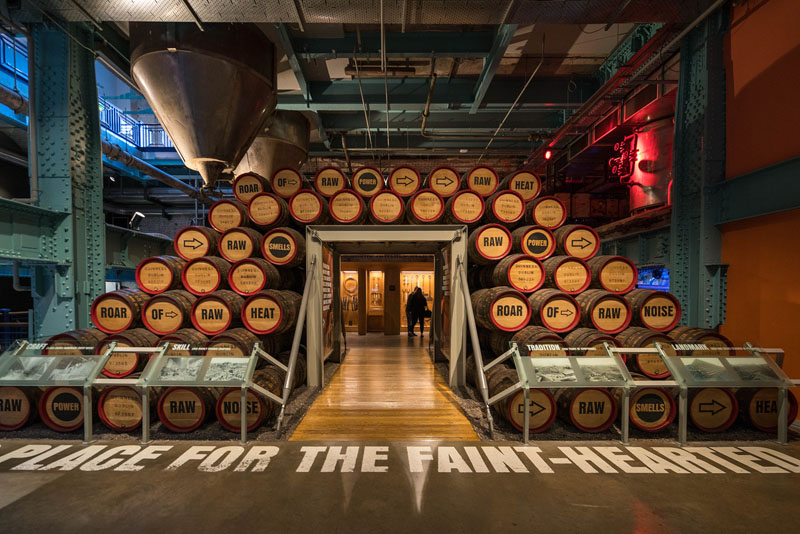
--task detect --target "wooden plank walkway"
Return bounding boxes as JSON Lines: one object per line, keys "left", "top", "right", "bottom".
{"left": 290, "top": 334, "right": 479, "bottom": 441}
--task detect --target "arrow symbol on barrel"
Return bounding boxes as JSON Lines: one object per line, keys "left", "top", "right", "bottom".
{"left": 699, "top": 400, "right": 727, "bottom": 415}
{"left": 165, "top": 311, "right": 178, "bottom": 318}
{"left": 396, "top": 176, "right": 414, "bottom": 186}
{"left": 183, "top": 237, "right": 203, "bottom": 249}
{"left": 435, "top": 176, "right": 455, "bottom": 187}
{"left": 570, "top": 237, "right": 592, "bottom": 249}
{"left": 518, "top": 401, "right": 547, "bottom": 417}
{"left": 560, "top": 309, "right": 574, "bottom": 316}
{"left": 286, "top": 179, "right": 298, "bottom": 186}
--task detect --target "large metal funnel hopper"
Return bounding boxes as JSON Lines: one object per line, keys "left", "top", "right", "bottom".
{"left": 235, "top": 110, "right": 310, "bottom": 180}
{"left": 130, "top": 23, "right": 276, "bottom": 191}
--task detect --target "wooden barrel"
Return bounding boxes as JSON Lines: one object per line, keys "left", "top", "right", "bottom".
{"left": 313, "top": 166, "right": 347, "bottom": 197}
{"left": 95, "top": 328, "right": 160, "bottom": 378}
{"left": 525, "top": 196, "right": 567, "bottom": 229}
{"left": 625, "top": 289, "right": 682, "bottom": 332}
{"left": 98, "top": 386, "right": 151, "bottom": 432}
{"left": 135, "top": 256, "right": 186, "bottom": 295}
{"left": 470, "top": 286, "right": 531, "bottom": 332}
{"left": 157, "top": 387, "right": 216, "bottom": 432}
{"left": 488, "top": 367, "right": 557, "bottom": 433}
{"left": 159, "top": 329, "right": 210, "bottom": 355}
{"left": 191, "top": 290, "right": 245, "bottom": 336}
{"left": 39, "top": 386, "right": 84, "bottom": 432}
{"left": 206, "top": 328, "right": 261, "bottom": 357}
{"left": 388, "top": 165, "right": 421, "bottom": 197}
{"left": 174, "top": 226, "right": 220, "bottom": 261}
{"left": 490, "top": 326, "right": 566, "bottom": 357}
{"left": 576, "top": 289, "right": 632, "bottom": 335}
{"left": 45, "top": 328, "right": 107, "bottom": 355}
{"left": 621, "top": 386, "right": 677, "bottom": 432}
{"left": 228, "top": 258, "right": 282, "bottom": 296}
{"left": 484, "top": 190, "right": 526, "bottom": 226}
{"left": 215, "top": 388, "right": 268, "bottom": 433}
{"left": 563, "top": 328, "right": 620, "bottom": 356}
{"left": 252, "top": 367, "right": 283, "bottom": 404}
{"left": 261, "top": 228, "right": 306, "bottom": 268}
{"left": 466, "top": 355, "right": 506, "bottom": 389}
{"left": 241, "top": 290, "right": 302, "bottom": 335}
{"left": 289, "top": 189, "right": 329, "bottom": 225}
{"left": 141, "top": 289, "right": 197, "bottom": 336}
{"left": 181, "top": 256, "right": 231, "bottom": 296}
{"left": 739, "top": 388, "right": 799, "bottom": 432}
{"left": 499, "top": 170, "right": 541, "bottom": 202}
{"left": 232, "top": 172, "right": 270, "bottom": 203}
{"left": 443, "top": 190, "right": 485, "bottom": 226}
{"left": 490, "top": 254, "right": 545, "bottom": 293}
{"left": 615, "top": 327, "right": 675, "bottom": 379}
{"left": 527, "top": 288, "right": 580, "bottom": 333}
{"left": 668, "top": 326, "right": 733, "bottom": 355}
{"left": 462, "top": 165, "right": 499, "bottom": 197}
{"left": 426, "top": 166, "right": 461, "bottom": 197}
{"left": 329, "top": 190, "right": 367, "bottom": 224}
{"left": 406, "top": 190, "right": 445, "bottom": 224}
{"left": 467, "top": 224, "right": 512, "bottom": 265}
{"left": 247, "top": 192, "right": 290, "bottom": 229}
{"left": 542, "top": 256, "right": 590, "bottom": 294}
{"left": 351, "top": 166, "right": 384, "bottom": 198}
{"left": 275, "top": 349, "right": 308, "bottom": 389}
{"left": 91, "top": 289, "right": 149, "bottom": 334}
{"left": 219, "top": 227, "right": 263, "bottom": 263}
{"left": 0, "top": 387, "right": 39, "bottom": 431}
{"left": 511, "top": 226, "right": 556, "bottom": 260}
{"left": 369, "top": 190, "right": 406, "bottom": 224}
{"left": 271, "top": 168, "right": 304, "bottom": 199}
{"left": 208, "top": 199, "right": 250, "bottom": 232}
{"left": 554, "top": 224, "right": 600, "bottom": 260}
{"left": 689, "top": 387, "right": 738, "bottom": 432}
{"left": 555, "top": 388, "right": 618, "bottom": 432}
{"left": 587, "top": 255, "right": 638, "bottom": 294}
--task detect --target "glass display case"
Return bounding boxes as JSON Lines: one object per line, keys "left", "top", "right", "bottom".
{"left": 368, "top": 271, "right": 384, "bottom": 315}
{"left": 400, "top": 270, "right": 433, "bottom": 329}
{"left": 340, "top": 270, "right": 359, "bottom": 332}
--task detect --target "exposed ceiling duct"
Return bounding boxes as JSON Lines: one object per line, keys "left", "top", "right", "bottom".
{"left": 129, "top": 22, "right": 277, "bottom": 192}
{"left": 234, "top": 110, "right": 310, "bottom": 180}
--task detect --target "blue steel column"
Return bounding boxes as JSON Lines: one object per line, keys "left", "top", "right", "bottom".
{"left": 31, "top": 23, "right": 105, "bottom": 337}
{"left": 669, "top": 8, "right": 728, "bottom": 328}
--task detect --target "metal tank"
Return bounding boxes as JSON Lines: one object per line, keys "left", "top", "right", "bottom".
{"left": 628, "top": 117, "right": 674, "bottom": 213}
{"left": 234, "top": 110, "right": 310, "bottom": 179}
{"left": 129, "top": 23, "right": 276, "bottom": 192}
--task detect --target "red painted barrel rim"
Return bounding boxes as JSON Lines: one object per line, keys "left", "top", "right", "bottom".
{"left": 521, "top": 226, "right": 556, "bottom": 259}
{"left": 270, "top": 167, "right": 303, "bottom": 198}
{"left": 531, "top": 196, "right": 567, "bottom": 228}
{"left": 750, "top": 391, "right": 799, "bottom": 432}
{"left": 313, "top": 166, "right": 347, "bottom": 197}
{"left": 551, "top": 257, "right": 591, "bottom": 294}
{"left": 157, "top": 387, "right": 207, "bottom": 432}
{"left": 409, "top": 189, "right": 445, "bottom": 222}
{"left": 288, "top": 189, "right": 324, "bottom": 223}
{"left": 228, "top": 259, "right": 268, "bottom": 296}
{"left": 488, "top": 289, "right": 532, "bottom": 332}
{"left": 388, "top": 165, "right": 421, "bottom": 197}
{"left": 538, "top": 293, "right": 581, "bottom": 333}
{"left": 593, "top": 255, "right": 638, "bottom": 294}
{"left": 94, "top": 335, "right": 144, "bottom": 378}
{"left": 98, "top": 386, "right": 143, "bottom": 431}
{"left": 569, "top": 388, "right": 618, "bottom": 432}
{"left": 507, "top": 169, "right": 542, "bottom": 201}
{"left": 506, "top": 255, "right": 545, "bottom": 294}
{"left": 90, "top": 293, "right": 136, "bottom": 334}
{"left": 465, "top": 165, "right": 499, "bottom": 196}
{"left": 588, "top": 293, "right": 632, "bottom": 334}
{"left": 232, "top": 172, "right": 268, "bottom": 203}
{"left": 135, "top": 256, "right": 177, "bottom": 295}
{"left": 329, "top": 189, "right": 365, "bottom": 223}
{"left": 474, "top": 224, "right": 512, "bottom": 262}
{"left": 261, "top": 229, "right": 299, "bottom": 266}
{"left": 190, "top": 296, "right": 235, "bottom": 335}
{"left": 369, "top": 190, "right": 405, "bottom": 223}
{"left": 208, "top": 199, "right": 246, "bottom": 232}
{"left": 561, "top": 224, "right": 600, "bottom": 260}
{"left": 506, "top": 388, "right": 557, "bottom": 433}
{"left": 449, "top": 190, "right": 486, "bottom": 223}
{"left": 241, "top": 292, "right": 283, "bottom": 335}
{"left": 690, "top": 388, "right": 739, "bottom": 432}
{"left": 629, "top": 387, "right": 676, "bottom": 432}
{"left": 638, "top": 291, "right": 682, "bottom": 332}
{"left": 141, "top": 294, "right": 188, "bottom": 336}
{"left": 0, "top": 386, "right": 33, "bottom": 430}
{"left": 181, "top": 257, "right": 225, "bottom": 296}
{"left": 247, "top": 192, "right": 286, "bottom": 227}
{"left": 215, "top": 387, "right": 266, "bottom": 433}
{"left": 491, "top": 190, "right": 526, "bottom": 224}
{"left": 173, "top": 226, "right": 214, "bottom": 261}
{"left": 38, "top": 386, "right": 83, "bottom": 432}
{"left": 352, "top": 166, "right": 384, "bottom": 197}
{"left": 427, "top": 166, "right": 461, "bottom": 197}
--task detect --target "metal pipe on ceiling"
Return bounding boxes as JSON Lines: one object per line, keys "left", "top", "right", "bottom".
{"left": 180, "top": 0, "right": 205, "bottom": 32}
{"left": 67, "top": 0, "right": 104, "bottom": 31}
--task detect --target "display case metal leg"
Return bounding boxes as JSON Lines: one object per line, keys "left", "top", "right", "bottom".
{"left": 523, "top": 388, "right": 530, "bottom": 445}
{"left": 778, "top": 387, "right": 788, "bottom": 445}
{"left": 679, "top": 387, "right": 688, "bottom": 446}
{"left": 141, "top": 386, "right": 151, "bottom": 444}
{"left": 486, "top": 406, "right": 495, "bottom": 440}
{"left": 83, "top": 386, "right": 93, "bottom": 444}
{"left": 240, "top": 387, "right": 248, "bottom": 445}
{"left": 621, "top": 388, "right": 630, "bottom": 445}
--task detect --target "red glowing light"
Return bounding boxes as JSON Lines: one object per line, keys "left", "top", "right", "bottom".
{"left": 544, "top": 149, "right": 552, "bottom": 160}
